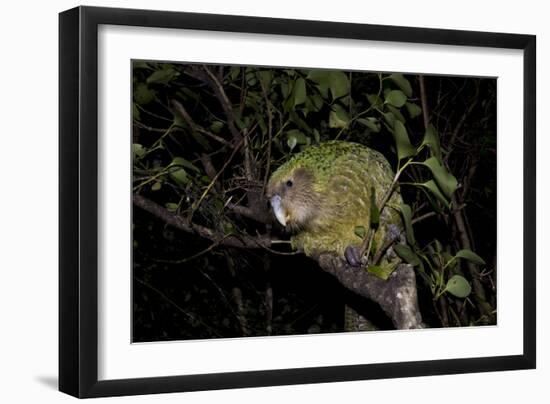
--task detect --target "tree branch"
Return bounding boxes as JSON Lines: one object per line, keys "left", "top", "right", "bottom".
{"left": 200, "top": 66, "right": 243, "bottom": 143}
{"left": 315, "top": 253, "right": 424, "bottom": 329}
{"left": 133, "top": 194, "right": 271, "bottom": 249}
{"left": 171, "top": 99, "right": 232, "bottom": 147}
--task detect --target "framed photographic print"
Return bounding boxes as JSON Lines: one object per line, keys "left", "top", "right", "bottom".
{"left": 59, "top": 6, "right": 536, "bottom": 398}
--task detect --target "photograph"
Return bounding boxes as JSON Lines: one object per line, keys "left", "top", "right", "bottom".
{"left": 131, "top": 61, "right": 497, "bottom": 341}
{"left": 56, "top": 5, "right": 537, "bottom": 398}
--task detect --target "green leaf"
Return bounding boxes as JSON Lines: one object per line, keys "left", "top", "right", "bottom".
{"left": 280, "top": 81, "right": 290, "bottom": 99}
{"left": 257, "top": 70, "right": 273, "bottom": 89}
{"left": 151, "top": 181, "right": 162, "bottom": 191}
{"left": 222, "top": 220, "right": 235, "bottom": 235}
{"left": 245, "top": 94, "right": 260, "bottom": 110}
{"left": 233, "top": 109, "right": 247, "bottom": 130}
{"left": 405, "top": 102, "right": 422, "bottom": 118}
{"left": 420, "top": 157, "right": 458, "bottom": 199}
{"left": 385, "top": 90, "right": 407, "bottom": 108}
{"left": 133, "top": 61, "right": 151, "bottom": 70}
{"left": 293, "top": 78, "right": 307, "bottom": 106}
{"left": 133, "top": 143, "right": 146, "bottom": 159}
{"left": 442, "top": 251, "right": 457, "bottom": 270}
{"left": 394, "top": 244, "right": 421, "bottom": 266}
{"left": 327, "top": 71, "right": 350, "bottom": 100}
{"left": 304, "top": 94, "right": 323, "bottom": 115}
{"left": 173, "top": 110, "right": 186, "bottom": 128}
{"left": 169, "top": 168, "right": 188, "bottom": 185}
{"left": 392, "top": 121, "right": 417, "bottom": 160}
{"left": 245, "top": 70, "right": 257, "bottom": 86}
{"left": 389, "top": 74, "right": 413, "bottom": 97}
{"left": 258, "top": 117, "right": 268, "bottom": 135}
{"left": 367, "top": 264, "right": 396, "bottom": 281}
{"left": 445, "top": 275, "right": 472, "bottom": 298}
{"left": 387, "top": 104, "right": 406, "bottom": 124}
{"left": 288, "top": 111, "right": 313, "bottom": 135}
{"left": 286, "top": 129, "right": 309, "bottom": 151}
{"left": 418, "top": 180, "right": 450, "bottom": 208}
{"left": 329, "top": 104, "right": 350, "bottom": 128}
{"left": 165, "top": 203, "right": 179, "bottom": 212}
{"left": 132, "top": 103, "right": 140, "bottom": 120}
{"left": 210, "top": 121, "right": 224, "bottom": 133}
{"left": 357, "top": 117, "right": 381, "bottom": 132}
{"left": 133, "top": 83, "right": 155, "bottom": 105}
{"left": 287, "top": 135, "right": 297, "bottom": 151}
{"left": 287, "top": 129, "right": 308, "bottom": 143}
{"left": 354, "top": 225, "right": 367, "bottom": 239}
{"left": 313, "top": 128, "right": 321, "bottom": 143}
{"left": 171, "top": 157, "right": 200, "bottom": 172}
{"left": 370, "top": 187, "right": 380, "bottom": 229}
{"left": 420, "top": 124, "right": 443, "bottom": 162}
{"left": 455, "top": 249, "right": 486, "bottom": 265}
{"left": 306, "top": 70, "right": 349, "bottom": 100}
{"left": 383, "top": 112, "right": 396, "bottom": 128}
{"left": 229, "top": 66, "right": 240, "bottom": 81}
{"left": 367, "top": 93, "right": 383, "bottom": 109}
{"left": 306, "top": 70, "right": 329, "bottom": 98}
{"left": 399, "top": 203, "right": 416, "bottom": 245}
{"left": 340, "top": 95, "right": 351, "bottom": 107}
{"left": 146, "top": 66, "right": 179, "bottom": 84}
{"left": 310, "top": 94, "right": 324, "bottom": 110}
{"left": 418, "top": 186, "right": 444, "bottom": 214}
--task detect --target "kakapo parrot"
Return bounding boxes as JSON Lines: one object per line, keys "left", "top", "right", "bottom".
{"left": 266, "top": 140, "right": 404, "bottom": 269}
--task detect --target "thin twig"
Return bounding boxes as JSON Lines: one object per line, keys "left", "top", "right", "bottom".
{"left": 171, "top": 99, "right": 232, "bottom": 146}
{"left": 133, "top": 194, "right": 271, "bottom": 249}
{"left": 202, "top": 66, "right": 243, "bottom": 142}
{"left": 191, "top": 136, "right": 245, "bottom": 216}
{"left": 153, "top": 237, "right": 230, "bottom": 264}
{"left": 411, "top": 211, "right": 437, "bottom": 225}
{"left": 197, "top": 267, "right": 247, "bottom": 333}
{"left": 134, "top": 276, "right": 222, "bottom": 337}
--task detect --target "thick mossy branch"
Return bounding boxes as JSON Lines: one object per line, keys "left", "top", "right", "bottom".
{"left": 316, "top": 253, "right": 424, "bottom": 329}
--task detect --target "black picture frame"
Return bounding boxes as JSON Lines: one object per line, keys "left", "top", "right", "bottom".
{"left": 59, "top": 5, "right": 536, "bottom": 398}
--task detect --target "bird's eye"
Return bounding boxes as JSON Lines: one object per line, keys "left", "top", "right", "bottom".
{"left": 286, "top": 180, "right": 293, "bottom": 187}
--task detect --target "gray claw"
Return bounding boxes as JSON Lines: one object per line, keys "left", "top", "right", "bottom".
{"left": 345, "top": 245, "right": 362, "bottom": 267}
{"left": 388, "top": 224, "right": 402, "bottom": 241}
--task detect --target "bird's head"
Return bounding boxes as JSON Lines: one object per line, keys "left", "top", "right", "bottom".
{"left": 266, "top": 165, "right": 323, "bottom": 231}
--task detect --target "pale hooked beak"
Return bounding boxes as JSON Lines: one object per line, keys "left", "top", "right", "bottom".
{"left": 270, "top": 194, "right": 287, "bottom": 227}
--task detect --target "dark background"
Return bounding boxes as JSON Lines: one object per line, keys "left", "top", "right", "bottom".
{"left": 132, "top": 62, "right": 496, "bottom": 342}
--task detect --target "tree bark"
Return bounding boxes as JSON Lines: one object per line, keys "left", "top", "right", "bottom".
{"left": 315, "top": 253, "right": 424, "bottom": 329}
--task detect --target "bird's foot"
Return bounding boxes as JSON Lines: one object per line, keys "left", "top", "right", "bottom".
{"left": 344, "top": 245, "right": 363, "bottom": 267}
{"left": 388, "top": 224, "right": 402, "bottom": 241}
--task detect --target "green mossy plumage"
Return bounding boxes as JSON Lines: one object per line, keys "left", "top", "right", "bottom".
{"left": 269, "top": 141, "right": 403, "bottom": 260}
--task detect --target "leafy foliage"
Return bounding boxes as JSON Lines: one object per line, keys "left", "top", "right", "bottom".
{"left": 132, "top": 61, "right": 497, "bottom": 340}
